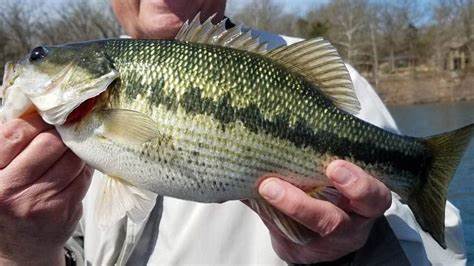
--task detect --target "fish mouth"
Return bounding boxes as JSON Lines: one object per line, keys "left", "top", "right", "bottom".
{"left": 1, "top": 61, "right": 16, "bottom": 100}
{"left": 0, "top": 61, "right": 37, "bottom": 122}
{"left": 0, "top": 60, "right": 119, "bottom": 125}
{"left": 32, "top": 67, "right": 118, "bottom": 125}
{"left": 0, "top": 61, "right": 76, "bottom": 123}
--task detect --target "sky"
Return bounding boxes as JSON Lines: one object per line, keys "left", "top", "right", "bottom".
{"left": 272, "top": 0, "right": 321, "bottom": 14}
{"left": 228, "top": 0, "right": 321, "bottom": 16}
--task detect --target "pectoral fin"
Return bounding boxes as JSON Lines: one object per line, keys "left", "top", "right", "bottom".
{"left": 96, "top": 109, "right": 162, "bottom": 146}
{"left": 95, "top": 175, "right": 157, "bottom": 228}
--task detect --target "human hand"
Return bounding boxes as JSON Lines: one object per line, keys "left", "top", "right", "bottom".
{"left": 0, "top": 114, "right": 92, "bottom": 266}
{"left": 253, "top": 160, "right": 392, "bottom": 264}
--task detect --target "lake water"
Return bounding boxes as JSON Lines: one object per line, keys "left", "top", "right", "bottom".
{"left": 389, "top": 101, "right": 474, "bottom": 263}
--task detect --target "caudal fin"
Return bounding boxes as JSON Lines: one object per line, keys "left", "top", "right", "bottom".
{"left": 408, "top": 123, "right": 474, "bottom": 248}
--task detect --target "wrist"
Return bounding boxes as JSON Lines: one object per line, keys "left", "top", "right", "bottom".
{"left": 0, "top": 248, "right": 65, "bottom": 266}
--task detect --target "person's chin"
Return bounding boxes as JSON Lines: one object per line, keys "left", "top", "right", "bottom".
{"left": 137, "top": 12, "right": 184, "bottom": 39}
{"left": 143, "top": 0, "right": 201, "bottom": 22}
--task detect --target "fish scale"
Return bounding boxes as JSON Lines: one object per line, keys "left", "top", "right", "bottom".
{"left": 62, "top": 38, "right": 426, "bottom": 205}
{"left": 2, "top": 18, "right": 472, "bottom": 247}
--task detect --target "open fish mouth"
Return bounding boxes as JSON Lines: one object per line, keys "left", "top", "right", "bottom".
{"left": 30, "top": 66, "right": 118, "bottom": 125}
{"left": 1, "top": 61, "right": 15, "bottom": 101}
{"left": 0, "top": 61, "right": 77, "bottom": 123}
{"left": 0, "top": 61, "right": 35, "bottom": 122}
{"left": 0, "top": 60, "right": 118, "bottom": 124}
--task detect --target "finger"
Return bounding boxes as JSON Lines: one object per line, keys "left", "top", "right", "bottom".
{"left": 259, "top": 177, "right": 349, "bottom": 237}
{"left": 263, "top": 211, "right": 367, "bottom": 264}
{"left": 0, "top": 114, "right": 52, "bottom": 168}
{"left": 37, "top": 150, "right": 86, "bottom": 193}
{"left": 326, "top": 160, "right": 392, "bottom": 218}
{"left": 2, "top": 130, "right": 68, "bottom": 187}
{"left": 56, "top": 165, "right": 93, "bottom": 206}
{"left": 45, "top": 166, "right": 92, "bottom": 236}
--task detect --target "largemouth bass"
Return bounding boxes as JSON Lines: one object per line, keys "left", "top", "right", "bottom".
{"left": 1, "top": 15, "right": 472, "bottom": 248}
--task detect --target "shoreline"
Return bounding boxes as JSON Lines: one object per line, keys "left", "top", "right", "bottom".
{"left": 368, "top": 71, "right": 474, "bottom": 107}
{"left": 385, "top": 97, "right": 474, "bottom": 107}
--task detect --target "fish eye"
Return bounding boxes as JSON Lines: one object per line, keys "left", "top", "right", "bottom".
{"left": 29, "top": 46, "right": 48, "bottom": 62}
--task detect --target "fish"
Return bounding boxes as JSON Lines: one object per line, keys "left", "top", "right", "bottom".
{"left": 0, "top": 14, "right": 472, "bottom": 249}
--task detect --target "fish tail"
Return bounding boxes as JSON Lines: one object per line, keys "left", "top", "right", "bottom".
{"left": 408, "top": 123, "right": 474, "bottom": 248}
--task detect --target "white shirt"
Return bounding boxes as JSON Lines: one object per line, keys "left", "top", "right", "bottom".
{"left": 70, "top": 30, "right": 467, "bottom": 266}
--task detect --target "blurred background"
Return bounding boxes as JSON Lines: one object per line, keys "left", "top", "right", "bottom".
{"left": 0, "top": 0, "right": 472, "bottom": 263}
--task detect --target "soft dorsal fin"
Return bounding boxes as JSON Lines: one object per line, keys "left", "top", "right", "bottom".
{"left": 265, "top": 38, "right": 361, "bottom": 114}
{"left": 175, "top": 13, "right": 268, "bottom": 54}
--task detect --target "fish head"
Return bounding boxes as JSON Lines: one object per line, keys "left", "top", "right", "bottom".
{"left": 0, "top": 41, "right": 118, "bottom": 125}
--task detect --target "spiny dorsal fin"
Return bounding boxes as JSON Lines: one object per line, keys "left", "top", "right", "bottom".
{"left": 265, "top": 38, "right": 361, "bottom": 114}
{"left": 175, "top": 13, "right": 268, "bottom": 54}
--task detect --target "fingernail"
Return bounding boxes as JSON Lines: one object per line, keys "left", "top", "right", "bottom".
{"left": 330, "top": 166, "right": 353, "bottom": 185}
{"left": 259, "top": 179, "right": 284, "bottom": 201}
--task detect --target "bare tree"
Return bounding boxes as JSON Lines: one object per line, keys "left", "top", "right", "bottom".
{"left": 457, "top": 0, "right": 474, "bottom": 46}
{"left": 0, "top": 0, "right": 38, "bottom": 53}
{"left": 431, "top": 1, "right": 457, "bottom": 70}
{"left": 316, "top": 0, "right": 371, "bottom": 67}
{"left": 295, "top": 10, "right": 330, "bottom": 39}
{"left": 379, "top": 0, "right": 421, "bottom": 72}
{"left": 369, "top": 21, "right": 380, "bottom": 85}
{"left": 0, "top": 0, "right": 121, "bottom": 85}
{"left": 230, "top": 0, "right": 296, "bottom": 36}
{"left": 48, "top": 0, "right": 121, "bottom": 42}
{"left": 445, "top": 0, "right": 474, "bottom": 67}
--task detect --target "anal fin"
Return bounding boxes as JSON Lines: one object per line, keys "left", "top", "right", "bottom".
{"left": 95, "top": 175, "right": 157, "bottom": 228}
{"left": 250, "top": 186, "right": 342, "bottom": 244}
{"left": 307, "top": 186, "right": 341, "bottom": 204}
{"left": 249, "top": 199, "right": 314, "bottom": 245}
